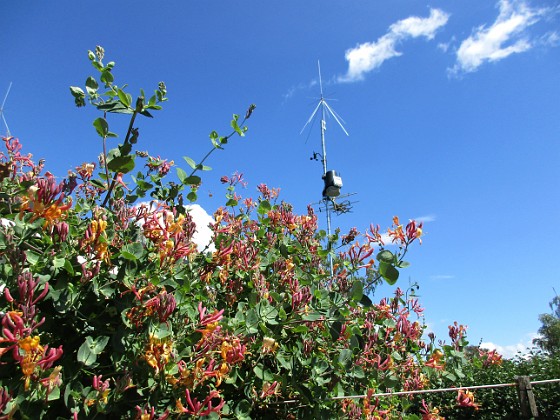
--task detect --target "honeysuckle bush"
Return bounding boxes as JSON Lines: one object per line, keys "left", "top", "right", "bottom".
{"left": 422, "top": 347, "right": 560, "bottom": 419}
{"left": 0, "top": 47, "right": 480, "bottom": 419}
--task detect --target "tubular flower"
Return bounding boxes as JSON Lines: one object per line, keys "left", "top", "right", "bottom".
{"left": 448, "top": 322, "right": 467, "bottom": 349}
{"left": 39, "top": 366, "right": 63, "bottom": 399}
{"left": 85, "top": 375, "right": 111, "bottom": 407}
{"left": 259, "top": 381, "right": 279, "bottom": 399}
{"left": 198, "top": 302, "right": 224, "bottom": 326}
{"left": 457, "top": 389, "right": 479, "bottom": 410}
{"left": 140, "top": 208, "right": 197, "bottom": 265}
{"left": 406, "top": 220, "right": 423, "bottom": 244}
{"left": 19, "top": 173, "right": 73, "bottom": 228}
{"left": 16, "top": 335, "right": 63, "bottom": 390}
{"left": 387, "top": 216, "right": 406, "bottom": 244}
{"left": 176, "top": 389, "right": 225, "bottom": 416}
{"left": 220, "top": 338, "right": 247, "bottom": 364}
{"left": 261, "top": 337, "right": 279, "bottom": 354}
{"left": 425, "top": 350, "right": 445, "bottom": 370}
{"left": 134, "top": 404, "right": 170, "bottom": 420}
{"left": 479, "top": 348, "right": 503, "bottom": 367}
{"left": 81, "top": 216, "right": 110, "bottom": 261}
{"left": 144, "top": 336, "right": 173, "bottom": 375}
{"left": 420, "top": 399, "right": 444, "bottom": 420}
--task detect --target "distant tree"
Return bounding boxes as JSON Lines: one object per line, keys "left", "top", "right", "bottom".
{"left": 533, "top": 291, "right": 560, "bottom": 355}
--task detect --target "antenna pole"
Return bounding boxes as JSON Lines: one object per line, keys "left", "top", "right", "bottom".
{"left": 301, "top": 61, "right": 349, "bottom": 279}
{"left": 317, "top": 61, "right": 334, "bottom": 276}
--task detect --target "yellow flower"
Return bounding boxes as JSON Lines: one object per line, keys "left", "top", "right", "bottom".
{"left": 18, "top": 335, "right": 44, "bottom": 390}
{"left": 261, "top": 337, "right": 279, "bottom": 354}
{"left": 144, "top": 335, "right": 173, "bottom": 374}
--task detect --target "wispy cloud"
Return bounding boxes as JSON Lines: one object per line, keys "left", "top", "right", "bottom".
{"left": 339, "top": 8, "right": 449, "bottom": 82}
{"left": 430, "top": 274, "right": 455, "bottom": 280}
{"left": 414, "top": 214, "right": 437, "bottom": 223}
{"left": 481, "top": 332, "right": 539, "bottom": 359}
{"left": 451, "top": 0, "right": 550, "bottom": 74}
{"left": 282, "top": 79, "right": 318, "bottom": 102}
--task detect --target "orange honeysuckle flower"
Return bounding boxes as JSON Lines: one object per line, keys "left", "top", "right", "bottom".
{"left": 144, "top": 336, "right": 173, "bottom": 374}
{"left": 425, "top": 349, "right": 445, "bottom": 370}
{"left": 16, "top": 335, "right": 63, "bottom": 391}
{"left": 220, "top": 338, "right": 247, "bottom": 364}
{"left": 457, "top": 388, "right": 479, "bottom": 410}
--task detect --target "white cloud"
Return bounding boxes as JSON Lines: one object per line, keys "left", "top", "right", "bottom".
{"left": 414, "top": 214, "right": 436, "bottom": 223}
{"left": 339, "top": 8, "right": 449, "bottom": 82}
{"left": 451, "top": 0, "right": 547, "bottom": 74}
{"left": 185, "top": 204, "right": 215, "bottom": 253}
{"left": 430, "top": 274, "right": 455, "bottom": 280}
{"left": 481, "top": 332, "right": 539, "bottom": 359}
{"left": 282, "top": 79, "right": 318, "bottom": 102}
{"left": 390, "top": 9, "right": 450, "bottom": 40}
{"left": 134, "top": 202, "right": 215, "bottom": 253}
{"left": 540, "top": 31, "right": 560, "bottom": 47}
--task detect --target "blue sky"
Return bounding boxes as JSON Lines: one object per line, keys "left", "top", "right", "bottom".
{"left": 1, "top": 0, "right": 559, "bottom": 357}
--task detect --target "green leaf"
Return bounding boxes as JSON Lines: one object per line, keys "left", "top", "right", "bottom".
{"left": 183, "top": 175, "right": 201, "bottom": 185}
{"left": 117, "top": 88, "right": 131, "bottom": 107}
{"left": 234, "top": 400, "right": 252, "bottom": 420}
{"left": 196, "top": 164, "right": 212, "bottom": 171}
{"left": 121, "top": 243, "right": 144, "bottom": 260}
{"left": 93, "top": 117, "right": 109, "bottom": 137}
{"left": 338, "top": 349, "right": 353, "bottom": 367}
{"left": 183, "top": 156, "right": 197, "bottom": 169}
{"left": 176, "top": 167, "right": 188, "bottom": 184}
{"left": 302, "top": 312, "right": 322, "bottom": 322}
{"left": 360, "top": 294, "right": 373, "bottom": 307}
{"left": 378, "top": 261, "right": 399, "bottom": 285}
{"left": 100, "top": 69, "right": 114, "bottom": 85}
{"left": 253, "top": 364, "right": 273, "bottom": 381}
{"left": 151, "top": 323, "right": 172, "bottom": 339}
{"left": 350, "top": 280, "right": 364, "bottom": 302}
{"left": 350, "top": 365, "right": 365, "bottom": 378}
{"left": 384, "top": 374, "right": 400, "bottom": 389}
{"left": 97, "top": 102, "right": 133, "bottom": 114}
{"left": 53, "top": 257, "right": 66, "bottom": 268}
{"left": 376, "top": 250, "right": 394, "bottom": 263}
{"left": 257, "top": 200, "right": 271, "bottom": 215}
{"left": 63, "top": 259, "right": 75, "bottom": 275}
{"left": 187, "top": 191, "right": 197, "bottom": 202}
{"left": 231, "top": 114, "right": 244, "bottom": 136}
{"left": 397, "top": 260, "right": 410, "bottom": 268}
{"left": 77, "top": 336, "right": 109, "bottom": 366}
{"left": 70, "top": 86, "right": 85, "bottom": 107}
{"left": 276, "top": 353, "right": 293, "bottom": 371}
{"left": 107, "top": 155, "right": 135, "bottom": 174}
{"left": 85, "top": 76, "right": 98, "bottom": 95}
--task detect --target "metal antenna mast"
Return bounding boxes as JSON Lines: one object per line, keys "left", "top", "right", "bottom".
{"left": 0, "top": 83, "right": 13, "bottom": 136}
{"left": 301, "top": 61, "right": 350, "bottom": 277}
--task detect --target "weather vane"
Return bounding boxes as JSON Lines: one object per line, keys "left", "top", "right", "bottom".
{"left": 301, "top": 62, "right": 357, "bottom": 277}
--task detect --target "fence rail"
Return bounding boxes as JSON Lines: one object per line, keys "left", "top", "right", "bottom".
{"left": 273, "top": 377, "right": 560, "bottom": 418}
{"left": 330, "top": 377, "right": 560, "bottom": 400}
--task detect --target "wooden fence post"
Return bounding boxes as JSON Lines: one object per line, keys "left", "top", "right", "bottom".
{"left": 516, "top": 375, "right": 539, "bottom": 418}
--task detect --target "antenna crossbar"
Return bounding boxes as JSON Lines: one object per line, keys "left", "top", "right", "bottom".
{"left": 1, "top": 82, "right": 13, "bottom": 136}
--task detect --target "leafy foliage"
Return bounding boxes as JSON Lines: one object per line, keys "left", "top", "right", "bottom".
{"left": 533, "top": 292, "right": 560, "bottom": 355}
{"left": 421, "top": 348, "right": 560, "bottom": 419}
{"left": 0, "top": 47, "right": 497, "bottom": 419}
